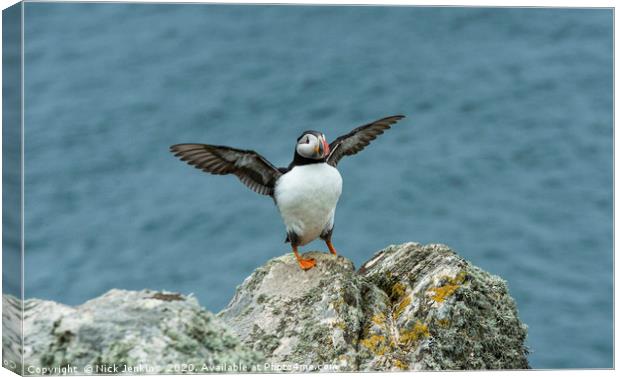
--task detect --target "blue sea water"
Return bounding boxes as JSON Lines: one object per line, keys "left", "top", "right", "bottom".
{"left": 20, "top": 3, "right": 611, "bottom": 369}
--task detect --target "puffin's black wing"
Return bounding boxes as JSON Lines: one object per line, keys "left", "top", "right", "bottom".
{"left": 326, "top": 115, "right": 406, "bottom": 167}
{"left": 170, "top": 144, "right": 282, "bottom": 196}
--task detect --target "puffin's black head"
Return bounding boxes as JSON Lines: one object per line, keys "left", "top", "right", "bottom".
{"left": 295, "top": 130, "right": 330, "bottom": 160}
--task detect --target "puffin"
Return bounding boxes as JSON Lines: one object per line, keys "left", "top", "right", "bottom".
{"left": 170, "top": 115, "right": 405, "bottom": 270}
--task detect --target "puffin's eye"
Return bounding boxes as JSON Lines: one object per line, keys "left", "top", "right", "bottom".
{"left": 304, "top": 137, "right": 310, "bottom": 144}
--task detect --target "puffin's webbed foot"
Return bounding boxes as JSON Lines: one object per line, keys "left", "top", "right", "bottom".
{"left": 298, "top": 257, "right": 317, "bottom": 270}
{"left": 292, "top": 245, "right": 316, "bottom": 271}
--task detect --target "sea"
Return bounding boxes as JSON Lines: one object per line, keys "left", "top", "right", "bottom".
{"left": 15, "top": 3, "right": 613, "bottom": 369}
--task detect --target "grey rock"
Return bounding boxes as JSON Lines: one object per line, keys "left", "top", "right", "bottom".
{"left": 3, "top": 294, "right": 27, "bottom": 374}
{"left": 218, "top": 252, "right": 368, "bottom": 372}
{"left": 357, "top": 242, "right": 529, "bottom": 370}
{"left": 3, "top": 294, "right": 76, "bottom": 374}
{"left": 3, "top": 242, "right": 528, "bottom": 373}
{"left": 219, "top": 243, "right": 529, "bottom": 371}
{"left": 5, "top": 289, "right": 263, "bottom": 374}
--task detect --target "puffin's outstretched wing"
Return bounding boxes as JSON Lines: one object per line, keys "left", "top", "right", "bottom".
{"left": 326, "top": 115, "right": 406, "bottom": 167}
{"left": 170, "top": 144, "right": 282, "bottom": 196}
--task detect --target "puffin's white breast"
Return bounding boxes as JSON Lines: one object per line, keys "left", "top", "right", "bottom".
{"left": 274, "top": 163, "right": 342, "bottom": 246}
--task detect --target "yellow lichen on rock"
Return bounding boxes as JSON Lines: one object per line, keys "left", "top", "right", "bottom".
{"left": 371, "top": 313, "right": 386, "bottom": 326}
{"left": 429, "top": 271, "right": 467, "bottom": 303}
{"left": 360, "top": 334, "right": 389, "bottom": 356}
{"left": 390, "top": 282, "right": 407, "bottom": 300}
{"left": 393, "top": 295, "right": 412, "bottom": 319}
{"left": 398, "top": 321, "right": 429, "bottom": 345}
{"left": 436, "top": 318, "right": 450, "bottom": 328}
{"left": 332, "top": 297, "right": 345, "bottom": 311}
{"left": 392, "top": 358, "right": 409, "bottom": 370}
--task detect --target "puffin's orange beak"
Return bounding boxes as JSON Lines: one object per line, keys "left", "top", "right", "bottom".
{"left": 321, "top": 136, "right": 329, "bottom": 157}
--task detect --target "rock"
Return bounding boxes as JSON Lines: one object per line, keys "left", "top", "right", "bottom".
{"left": 3, "top": 294, "right": 75, "bottom": 374}
{"left": 3, "top": 294, "right": 28, "bottom": 374}
{"left": 217, "top": 252, "right": 368, "bottom": 371}
{"left": 357, "top": 242, "right": 529, "bottom": 370}
{"left": 219, "top": 243, "right": 529, "bottom": 371}
{"left": 6, "top": 289, "right": 263, "bottom": 374}
{"left": 3, "top": 242, "right": 529, "bottom": 373}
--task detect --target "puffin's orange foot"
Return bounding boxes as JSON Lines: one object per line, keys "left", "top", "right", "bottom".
{"left": 298, "top": 258, "right": 316, "bottom": 271}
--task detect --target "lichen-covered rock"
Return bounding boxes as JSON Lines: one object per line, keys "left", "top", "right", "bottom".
{"left": 3, "top": 294, "right": 78, "bottom": 374}
{"left": 9, "top": 289, "right": 263, "bottom": 374}
{"left": 3, "top": 294, "right": 27, "bottom": 374}
{"left": 217, "top": 252, "right": 367, "bottom": 372}
{"left": 220, "top": 243, "right": 529, "bottom": 371}
{"left": 358, "top": 242, "right": 529, "bottom": 370}
{"left": 3, "top": 242, "right": 529, "bottom": 374}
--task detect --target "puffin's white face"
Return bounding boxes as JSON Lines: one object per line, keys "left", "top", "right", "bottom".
{"left": 296, "top": 133, "right": 330, "bottom": 159}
